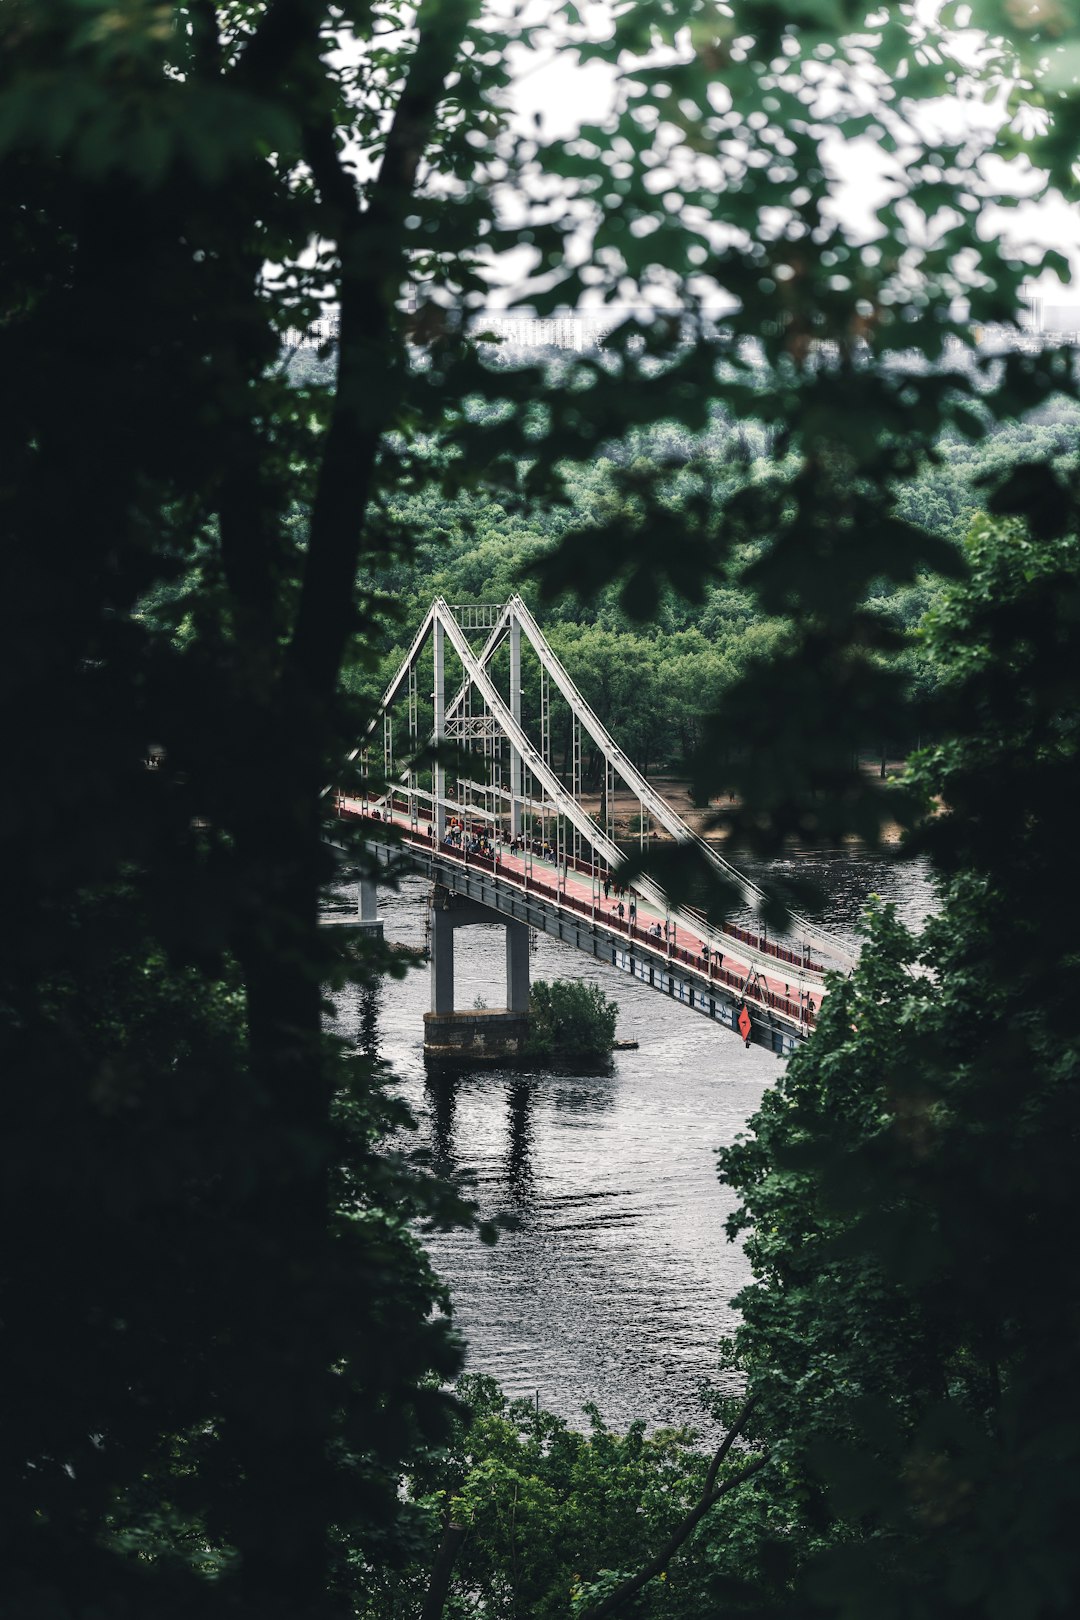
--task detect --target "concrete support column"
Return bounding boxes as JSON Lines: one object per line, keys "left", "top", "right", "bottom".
{"left": 429, "top": 900, "right": 455, "bottom": 1014}
{"left": 434, "top": 616, "right": 446, "bottom": 841}
{"left": 505, "top": 919, "right": 530, "bottom": 1014}
{"left": 358, "top": 874, "right": 379, "bottom": 922}
{"left": 424, "top": 889, "right": 531, "bottom": 1058}
{"left": 509, "top": 613, "right": 522, "bottom": 837}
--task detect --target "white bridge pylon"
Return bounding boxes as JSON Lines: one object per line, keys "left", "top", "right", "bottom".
{"left": 349, "top": 595, "right": 855, "bottom": 982}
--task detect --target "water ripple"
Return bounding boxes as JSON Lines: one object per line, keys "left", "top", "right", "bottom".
{"left": 332, "top": 852, "right": 932, "bottom": 1432}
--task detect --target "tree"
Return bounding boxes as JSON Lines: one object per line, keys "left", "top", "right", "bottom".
{"left": 526, "top": 979, "right": 619, "bottom": 1063}
{"left": 717, "top": 515, "right": 1080, "bottom": 1616}
{"left": 493, "top": 2, "right": 1080, "bottom": 1607}
{"left": 520, "top": 1, "right": 1077, "bottom": 861}
{"left": 349, "top": 1377, "right": 782, "bottom": 1620}
{"left": 0, "top": 1, "right": 531, "bottom": 1614}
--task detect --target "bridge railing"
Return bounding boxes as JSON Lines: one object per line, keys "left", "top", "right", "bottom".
{"left": 721, "top": 922, "right": 820, "bottom": 972}
{"left": 343, "top": 799, "right": 826, "bottom": 977}
{"left": 336, "top": 803, "right": 816, "bottom": 1028}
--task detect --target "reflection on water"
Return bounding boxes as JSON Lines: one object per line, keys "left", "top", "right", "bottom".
{"left": 424, "top": 1067, "right": 458, "bottom": 1182}
{"left": 505, "top": 1081, "right": 535, "bottom": 1206}
{"left": 355, "top": 982, "right": 380, "bottom": 1060}
{"left": 331, "top": 849, "right": 933, "bottom": 1433}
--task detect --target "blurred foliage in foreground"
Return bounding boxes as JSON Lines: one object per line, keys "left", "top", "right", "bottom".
{"left": 718, "top": 513, "right": 1080, "bottom": 1618}
{"left": 5, "top": 0, "right": 1080, "bottom": 1617}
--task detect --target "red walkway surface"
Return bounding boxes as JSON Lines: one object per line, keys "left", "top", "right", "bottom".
{"left": 337, "top": 798, "right": 823, "bottom": 1031}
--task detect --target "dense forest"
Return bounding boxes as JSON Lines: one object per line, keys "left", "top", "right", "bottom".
{"left": 340, "top": 402, "right": 1080, "bottom": 779}
{"left": 5, "top": 3, "right": 1080, "bottom": 1620}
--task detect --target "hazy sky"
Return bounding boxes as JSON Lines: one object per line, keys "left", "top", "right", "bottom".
{"left": 496, "top": 2, "right": 1080, "bottom": 304}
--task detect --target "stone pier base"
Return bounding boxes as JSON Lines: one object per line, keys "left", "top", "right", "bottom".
{"left": 423, "top": 1008, "right": 531, "bottom": 1061}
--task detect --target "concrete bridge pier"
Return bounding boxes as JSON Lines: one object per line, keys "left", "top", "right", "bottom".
{"left": 357, "top": 873, "right": 379, "bottom": 925}
{"left": 425, "top": 886, "right": 531, "bottom": 1059}
{"left": 319, "top": 849, "right": 383, "bottom": 939}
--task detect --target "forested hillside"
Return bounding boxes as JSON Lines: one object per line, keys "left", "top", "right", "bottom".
{"left": 343, "top": 404, "right": 1080, "bottom": 778}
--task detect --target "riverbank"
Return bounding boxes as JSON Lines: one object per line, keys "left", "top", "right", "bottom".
{"left": 575, "top": 760, "right": 908, "bottom": 847}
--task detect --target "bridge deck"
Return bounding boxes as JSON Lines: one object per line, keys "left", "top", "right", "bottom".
{"left": 336, "top": 800, "right": 827, "bottom": 1046}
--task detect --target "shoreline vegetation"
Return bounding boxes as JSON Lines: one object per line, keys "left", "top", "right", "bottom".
{"left": 594, "top": 763, "right": 909, "bottom": 848}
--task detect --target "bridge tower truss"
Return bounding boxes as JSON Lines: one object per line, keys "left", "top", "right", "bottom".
{"left": 342, "top": 596, "right": 856, "bottom": 981}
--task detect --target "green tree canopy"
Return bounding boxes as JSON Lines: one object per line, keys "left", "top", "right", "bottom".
{"left": 718, "top": 514, "right": 1080, "bottom": 1617}
{"left": 0, "top": 1, "right": 539, "bottom": 1613}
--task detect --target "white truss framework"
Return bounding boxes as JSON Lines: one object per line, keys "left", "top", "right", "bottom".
{"left": 505, "top": 597, "right": 854, "bottom": 968}
{"left": 349, "top": 596, "right": 856, "bottom": 976}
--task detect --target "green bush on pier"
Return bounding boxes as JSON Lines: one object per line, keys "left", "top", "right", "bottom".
{"left": 526, "top": 979, "right": 618, "bottom": 1062}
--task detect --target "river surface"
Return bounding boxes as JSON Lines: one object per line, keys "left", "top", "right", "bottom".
{"left": 332, "top": 847, "right": 934, "bottom": 1435}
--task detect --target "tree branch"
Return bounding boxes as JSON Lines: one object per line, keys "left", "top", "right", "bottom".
{"left": 577, "top": 1399, "right": 768, "bottom": 1620}
{"left": 187, "top": 0, "right": 224, "bottom": 75}
{"left": 704, "top": 1393, "right": 757, "bottom": 1495}
{"left": 285, "top": 0, "right": 479, "bottom": 704}
{"left": 228, "top": 0, "right": 328, "bottom": 93}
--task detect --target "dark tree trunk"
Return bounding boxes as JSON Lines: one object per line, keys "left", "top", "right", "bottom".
{"left": 420, "top": 1519, "right": 467, "bottom": 1620}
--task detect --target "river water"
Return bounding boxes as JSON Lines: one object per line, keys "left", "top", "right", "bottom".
{"left": 332, "top": 847, "right": 934, "bottom": 1435}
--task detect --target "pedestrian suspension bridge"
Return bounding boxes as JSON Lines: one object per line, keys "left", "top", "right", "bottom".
{"left": 333, "top": 596, "right": 855, "bottom": 1058}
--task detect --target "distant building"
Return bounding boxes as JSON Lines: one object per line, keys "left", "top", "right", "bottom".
{"left": 282, "top": 291, "right": 1073, "bottom": 359}
{"left": 282, "top": 314, "right": 339, "bottom": 350}
{"left": 281, "top": 307, "right": 626, "bottom": 353}
{"left": 1019, "top": 283, "right": 1080, "bottom": 342}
